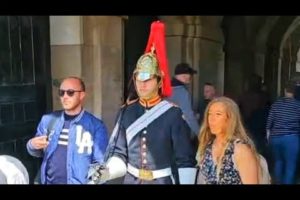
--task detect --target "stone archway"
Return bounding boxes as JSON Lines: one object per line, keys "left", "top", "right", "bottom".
{"left": 295, "top": 48, "right": 300, "bottom": 75}
{"left": 254, "top": 16, "right": 279, "bottom": 79}
{"left": 278, "top": 17, "right": 300, "bottom": 95}
{"left": 160, "top": 16, "right": 224, "bottom": 110}
{"left": 262, "top": 16, "right": 298, "bottom": 100}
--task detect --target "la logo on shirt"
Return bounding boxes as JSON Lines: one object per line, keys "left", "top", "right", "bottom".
{"left": 75, "top": 125, "right": 93, "bottom": 154}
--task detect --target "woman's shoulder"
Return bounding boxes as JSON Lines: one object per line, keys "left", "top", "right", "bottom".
{"left": 234, "top": 142, "right": 252, "bottom": 155}
{"left": 232, "top": 139, "right": 255, "bottom": 161}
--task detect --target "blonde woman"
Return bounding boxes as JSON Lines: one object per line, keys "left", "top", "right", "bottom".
{"left": 197, "top": 97, "right": 259, "bottom": 184}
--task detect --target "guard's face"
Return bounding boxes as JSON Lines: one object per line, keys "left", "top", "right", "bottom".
{"left": 135, "top": 75, "right": 159, "bottom": 100}
{"left": 59, "top": 78, "right": 85, "bottom": 112}
{"left": 208, "top": 102, "right": 228, "bottom": 136}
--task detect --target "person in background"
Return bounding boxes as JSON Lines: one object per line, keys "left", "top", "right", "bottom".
{"left": 168, "top": 63, "right": 199, "bottom": 138}
{"left": 198, "top": 82, "right": 217, "bottom": 124}
{"left": 238, "top": 74, "right": 270, "bottom": 156}
{"left": 266, "top": 81, "right": 300, "bottom": 184}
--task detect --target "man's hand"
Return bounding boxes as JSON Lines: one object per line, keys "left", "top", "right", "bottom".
{"left": 30, "top": 135, "right": 49, "bottom": 150}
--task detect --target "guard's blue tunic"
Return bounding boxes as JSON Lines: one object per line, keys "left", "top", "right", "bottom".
{"left": 109, "top": 99, "right": 197, "bottom": 184}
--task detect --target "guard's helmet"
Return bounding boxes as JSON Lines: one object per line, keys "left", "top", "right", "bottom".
{"left": 132, "top": 21, "right": 172, "bottom": 97}
{"left": 134, "top": 50, "right": 161, "bottom": 81}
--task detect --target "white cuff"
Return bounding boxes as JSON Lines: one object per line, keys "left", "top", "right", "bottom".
{"left": 106, "top": 156, "right": 127, "bottom": 180}
{"left": 178, "top": 168, "right": 197, "bottom": 184}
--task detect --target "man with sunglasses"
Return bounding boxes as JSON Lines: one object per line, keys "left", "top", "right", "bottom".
{"left": 89, "top": 21, "right": 197, "bottom": 184}
{"left": 27, "top": 77, "right": 109, "bottom": 184}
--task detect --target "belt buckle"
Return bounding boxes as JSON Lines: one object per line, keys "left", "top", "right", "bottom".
{"left": 139, "top": 169, "right": 154, "bottom": 181}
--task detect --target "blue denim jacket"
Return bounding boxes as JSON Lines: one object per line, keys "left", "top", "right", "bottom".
{"left": 27, "top": 110, "right": 109, "bottom": 184}
{"left": 167, "top": 84, "right": 199, "bottom": 135}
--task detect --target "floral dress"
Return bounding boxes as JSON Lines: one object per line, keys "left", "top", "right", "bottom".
{"left": 197, "top": 140, "right": 243, "bottom": 184}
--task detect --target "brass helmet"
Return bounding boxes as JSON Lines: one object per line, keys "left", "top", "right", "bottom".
{"left": 134, "top": 48, "right": 161, "bottom": 81}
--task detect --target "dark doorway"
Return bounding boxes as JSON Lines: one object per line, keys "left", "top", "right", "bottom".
{"left": 0, "top": 16, "right": 51, "bottom": 183}
{"left": 124, "top": 16, "right": 158, "bottom": 101}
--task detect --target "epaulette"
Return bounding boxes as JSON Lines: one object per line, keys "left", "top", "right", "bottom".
{"left": 121, "top": 98, "right": 138, "bottom": 108}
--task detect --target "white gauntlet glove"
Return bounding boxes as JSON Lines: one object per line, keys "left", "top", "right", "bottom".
{"left": 178, "top": 168, "right": 197, "bottom": 184}
{"left": 87, "top": 156, "right": 127, "bottom": 184}
{"left": 87, "top": 163, "right": 109, "bottom": 184}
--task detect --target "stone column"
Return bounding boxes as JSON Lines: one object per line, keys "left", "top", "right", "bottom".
{"left": 50, "top": 16, "right": 83, "bottom": 110}
{"left": 196, "top": 16, "right": 224, "bottom": 99}
{"left": 159, "top": 16, "right": 200, "bottom": 110}
{"left": 82, "top": 16, "right": 124, "bottom": 132}
{"left": 160, "top": 16, "right": 224, "bottom": 110}
{"left": 50, "top": 16, "right": 124, "bottom": 133}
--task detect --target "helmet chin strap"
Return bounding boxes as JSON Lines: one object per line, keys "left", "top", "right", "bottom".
{"left": 139, "top": 89, "right": 159, "bottom": 100}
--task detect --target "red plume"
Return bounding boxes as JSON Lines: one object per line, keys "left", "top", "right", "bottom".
{"left": 144, "top": 21, "right": 172, "bottom": 97}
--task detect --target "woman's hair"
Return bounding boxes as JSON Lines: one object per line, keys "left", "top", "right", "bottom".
{"left": 197, "top": 96, "right": 257, "bottom": 163}
{"left": 125, "top": 76, "right": 139, "bottom": 104}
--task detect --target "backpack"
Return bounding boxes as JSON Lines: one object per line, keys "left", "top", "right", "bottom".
{"left": 233, "top": 139, "right": 271, "bottom": 184}
{"left": 257, "top": 154, "right": 271, "bottom": 184}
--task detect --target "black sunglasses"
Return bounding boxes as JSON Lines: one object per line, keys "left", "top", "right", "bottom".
{"left": 58, "top": 89, "right": 82, "bottom": 97}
